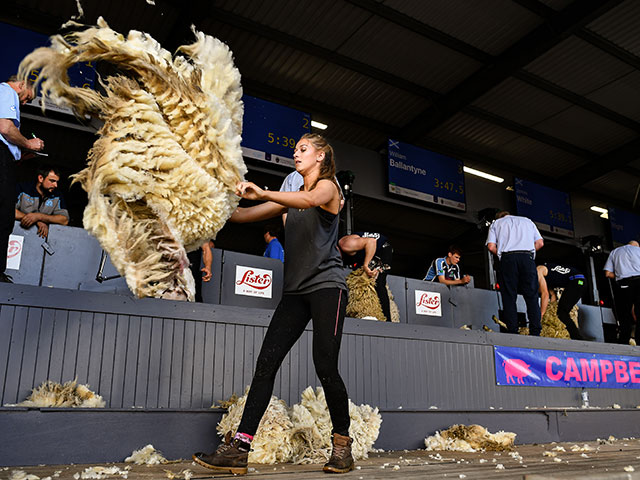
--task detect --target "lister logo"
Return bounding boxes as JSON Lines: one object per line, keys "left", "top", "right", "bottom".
{"left": 6, "top": 235, "right": 23, "bottom": 270}
{"left": 415, "top": 290, "right": 442, "bottom": 316}
{"left": 235, "top": 265, "right": 273, "bottom": 298}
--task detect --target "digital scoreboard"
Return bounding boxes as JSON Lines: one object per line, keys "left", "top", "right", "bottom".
{"left": 241, "top": 95, "right": 311, "bottom": 168}
{"left": 387, "top": 139, "right": 465, "bottom": 210}
{"left": 1, "top": 21, "right": 96, "bottom": 115}
{"left": 514, "top": 177, "right": 574, "bottom": 237}
{"left": 609, "top": 207, "right": 640, "bottom": 246}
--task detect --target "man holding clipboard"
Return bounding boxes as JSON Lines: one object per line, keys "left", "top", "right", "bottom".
{"left": 0, "top": 75, "right": 45, "bottom": 282}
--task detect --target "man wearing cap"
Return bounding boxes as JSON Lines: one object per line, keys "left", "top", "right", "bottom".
{"left": 0, "top": 75, "right": 45, "bottom": 282}
{"left": 604, "top": 240, "right": 640, "bottom": 345}
{"left": 486, "top": 211, "right": 544, "bottom": 335}
{"left": 537, "top": 262, "right": 587, "bottom": 340}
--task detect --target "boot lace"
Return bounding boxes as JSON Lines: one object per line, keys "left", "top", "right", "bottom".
{"left": 330, "top": 442, "right": 348, "bottom": 461}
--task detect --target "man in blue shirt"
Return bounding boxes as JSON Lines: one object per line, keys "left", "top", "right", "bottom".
{"left": 486, "top": 211, "right": 544, "bottom": 335}
{"left": 424, "top": 245, "right": 471, "bottom": 286}
{"left": 604, "top": 240, "right": 640, "bottom": 345}
{"left": 263, "top": 225, "right": 284, "bottom": 262}
{"left": 0, "top": 76, "right": 45, "bottom": 282}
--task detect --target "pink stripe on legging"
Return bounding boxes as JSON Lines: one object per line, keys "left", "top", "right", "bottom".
{"left": 334, "top": 289, "right": 342, "bottom": 336}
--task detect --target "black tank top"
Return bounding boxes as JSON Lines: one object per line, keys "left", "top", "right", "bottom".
{"left": 544, "top": 263, "right": 582, "bottom": 288}
{"left": 283, "top": 206, "right": 347, "bottom": 294}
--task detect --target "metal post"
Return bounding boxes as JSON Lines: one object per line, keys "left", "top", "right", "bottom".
{"left": 587, "top": 255, "right": 599, "bottom": 305}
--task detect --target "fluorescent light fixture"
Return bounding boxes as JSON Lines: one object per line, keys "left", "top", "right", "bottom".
{"left": 590, "top": 206, "right": 609, "bottom": 219}
{"left": 463, "top": 166, "right": 504, "bottom": 183}
{"left": 311, "top": 120, "right": 328, "bottom": 130}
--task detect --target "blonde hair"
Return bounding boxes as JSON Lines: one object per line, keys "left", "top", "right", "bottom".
{"left": 300, "top": 133, "right": 340, "bottom": 195}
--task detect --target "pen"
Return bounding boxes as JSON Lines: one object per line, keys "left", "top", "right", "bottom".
{"left": 31, "top": 133, "right": 37, "bottom": 139}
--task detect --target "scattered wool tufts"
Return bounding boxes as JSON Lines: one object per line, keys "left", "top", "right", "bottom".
{"left": 125, "top": 444, "right": 167, "bottom": 465}
{"left": 216, "top": 386, "right": 381, "bottom": 464}
{"left": 18, "top": 18, "right": 245, "bottom": 301}
{"left": 9, "top": 471, "right": 40, "bottom": 480}
{"left": 17, "top": 380, "right": 105, "bottom": 408}
{"left": 425, "top": 424, "right": 516, "bottom": 452}
{"left": 73, "top": 466, "right": 129, "bottom": 479}
{"left": 164, "top": 469, "right": 192, "bottom": 479}
{"left": 346, "top": 268, "right": 399, "bottom": 322}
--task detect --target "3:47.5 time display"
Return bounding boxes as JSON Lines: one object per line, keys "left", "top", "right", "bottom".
{"left": 434, "top": 177, "right": 464, "bottom": 195}
{"left": 267, "top": 133, "right": 296, "bottom": 149}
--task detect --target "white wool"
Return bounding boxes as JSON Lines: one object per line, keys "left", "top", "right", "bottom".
{"left": 18, "top": 18, "right": 245, "bottom": 301}
{"left": 17, "top": 380, "right": 105, "bottom": 408}
{"left": 425, "top": 424, "right": 516, "bottom": 452}
{"left": 75, "top": 466, "right": 129, "bottom": 479}
{"left": 124, "top": 444, "right": 167, "bottom": 465}
{"left": 9, "top": 471, "right": 40, "bottom": 480}
{"left": 216, "top": 386, "right": 382, "bottom": 464}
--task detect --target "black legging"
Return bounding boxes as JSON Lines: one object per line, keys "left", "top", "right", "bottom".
{"left": 0, "top": 145, "right": 16, "bottom": 274}
{"left": 237, "top": 288, "right": 350, "bottom": 437}
{"left": 376, "top": 243, "right": 393, "bottom": 322}
{"left": 556, "top": 280, "right": 584, "bottom": 329}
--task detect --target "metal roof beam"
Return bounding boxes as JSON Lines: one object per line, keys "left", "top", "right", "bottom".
{"left": 559, "top": 137, "right": 640, "bottom": 189}
{"left": 400, "top": 0, "right": 624, "bottom": 140}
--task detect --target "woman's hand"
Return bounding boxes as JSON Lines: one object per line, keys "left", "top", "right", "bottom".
{"left": 235, "top": 181, "right": 266, "bottom": 201}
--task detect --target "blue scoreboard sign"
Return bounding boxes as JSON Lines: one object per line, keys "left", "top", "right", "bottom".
{"left": 609, "top": 207, "right": 640, "bottom": 246}
{"left": 515, "top": 177, "right": 574, "bottom": 237}
{"left": 0, "top": 21, "right": 96, "bottom": 114}
{"left": 387, "top": 139, "right": 465, "bottom": 211}
{"left": 241, "top": 95, "right": 311, "bottom": 168}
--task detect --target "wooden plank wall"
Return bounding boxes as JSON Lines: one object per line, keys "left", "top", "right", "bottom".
{"left": 2, "top": 284, "right": 640, "bottom": 411}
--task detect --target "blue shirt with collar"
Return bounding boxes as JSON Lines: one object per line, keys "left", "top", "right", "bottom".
{"left": 0, "top": 82, "right": 22, "bottom": 160}
{"left": 424, "top": 256, "right": 460, "bottom": 282}
{"left": 264, "top": 237, "right": 284, "bottom": 262}
{"left": 486, "top": 215, "right": 542, "bottom": 259}
{"left": 604, "top": 244, "right": 640, "bottom": 281}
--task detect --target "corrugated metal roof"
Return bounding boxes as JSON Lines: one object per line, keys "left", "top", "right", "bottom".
{"left": 583, "top": 170, "right": 640, "bottom": 205}
{"left": 337, "top": 15, "right": 482, "bottom": 93}
{"left": 496, "top": 136, "right": 588, "bottom": 178}
{"left": 532, "top": 106, "right": 637, "bottom": 155}
{"left": 472, "top": 77, "right": 573, "bottom": 127}
{"left": 524, "top": 36, "right": 635, "bottom": 96}
{"left": 382, "top": 0, "right": 542, "bottom": 55}
{"left": 586, "top": 0, "right": 640, "bottom": 57}
{"left": 427, "top": 112, "right": 520, "bottom": 154}
{"left": 211, "top": 0, "right": 367, "bottom": 51}
{"left": 586, "top": 70, "right": 640, "bottom": 123}
{"left": 297, "top": 63, "right": 431, "bottom": 125}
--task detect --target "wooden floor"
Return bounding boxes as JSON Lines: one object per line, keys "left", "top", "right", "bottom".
{"left": 6, "top": 438, "right": 640, "bottom": 480}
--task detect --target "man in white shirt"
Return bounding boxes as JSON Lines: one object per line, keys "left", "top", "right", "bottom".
{"left": 604, "top": 240, "right": 640, "bottom": 344}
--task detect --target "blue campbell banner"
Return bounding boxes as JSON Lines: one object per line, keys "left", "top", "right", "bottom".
{"left": 495, "top": 345, "right": 640, "bottom": 388}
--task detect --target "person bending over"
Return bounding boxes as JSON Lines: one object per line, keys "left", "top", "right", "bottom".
{"left": 339, "top": 231, "right": 393, "bottom": 322}
{"left": 193, "top": 133, "right": 354, "bottom": 475}
{"left": 424, "top": 245, "right": 471, "bottom": 286}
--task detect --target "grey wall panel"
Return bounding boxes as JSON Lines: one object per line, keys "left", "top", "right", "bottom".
{"left": 406, "top": 278, "right": 453, "bottom": 327}
{"left": 452, "top": 287, "right": 500, "bottom": 331}
{"left": 220, "top": 251, "right": 284, "bottom": 309}
{"left": 602, "top": 307, "right": 617, "bottom": 325}
{"left": 4, "top": 284, "right": 640, "bottom": 413}
{"left": 578, "top": 304, "right": 605, "bottom": 342}
{"left": 386, "top": 274, "right": 407, "bottom": 323}
{"left": 201, "top": 248, "right": 223, "bottom": 304}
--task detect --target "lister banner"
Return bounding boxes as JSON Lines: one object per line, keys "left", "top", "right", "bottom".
{"left": 495, "top": 345, "right": 640, "bottom": 388}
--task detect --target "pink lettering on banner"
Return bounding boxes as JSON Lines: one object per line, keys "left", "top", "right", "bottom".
{"left": 615, "top": 361, "right": 630, "bottom": 383}
{"left": 630, "top": 362, "right": 640, "bottom": 383}
{"left": 416, "top": 293, "right": 440, "bottom": 309}
{"left": 564, "top": 358, "right": 581, "bottom": 382}
{"left": 546, "top": 356, "right": 562, "bottom": 381}
{"left": 601, "top": 360, "right": 614, "bottom": 382}
{"left": 580, "top": 359, "right": 600, "bottom": 382}
{"left": 503, "top": 359, "right": 531, "bottom": 384}
{"left": 236, "top": 270, "right": 272, "bottom": 290}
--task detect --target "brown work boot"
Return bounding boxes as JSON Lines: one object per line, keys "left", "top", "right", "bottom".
{"left": 323, "top": 433, "right": 355, "bottom": 473}
{"left": 192, "top": 431, "right": 249, "bottom": 475}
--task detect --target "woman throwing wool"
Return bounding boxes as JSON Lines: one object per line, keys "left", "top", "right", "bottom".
{"left": 193, "top": 133, "right": 354, "bottom": 475}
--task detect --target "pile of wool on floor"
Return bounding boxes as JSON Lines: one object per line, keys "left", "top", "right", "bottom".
{"left": 216, "top": 386, "right": 382, "bottom": 464}
{"left": 425, "top": 424, "right": 516, "bottom": 452}
{"left": 345, "top": 267, "right": 399, "bottom": 322}
{"left": 16, "top": 379, "right": 105, "bottom": 408}
{"left": 519, "top": 295, "right": 578, "bottom": 338}
{"left": 124, "top": 444, "right": 167, "bottom": 465}
{"left": 18, "top": 17, "right": 245, "bottom": 301}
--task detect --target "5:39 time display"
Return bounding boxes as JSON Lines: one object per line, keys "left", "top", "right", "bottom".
{"left": 267, "top": 133, "right": 297, "bottom": 149}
